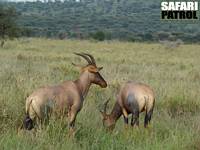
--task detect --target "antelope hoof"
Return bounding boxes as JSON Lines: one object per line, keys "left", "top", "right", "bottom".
{"left": 124, "top": 124, "right": 129, "bottom": 129}
{"left": 134, "top": 125, "right": 139, "bottom": 129}
{"left": 68, "top": 128, "right": 76, "bottom": 138}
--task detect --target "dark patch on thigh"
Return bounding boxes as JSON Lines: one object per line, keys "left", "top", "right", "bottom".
{"left": 127, "top": 93, "right": 139, "bottom": 113}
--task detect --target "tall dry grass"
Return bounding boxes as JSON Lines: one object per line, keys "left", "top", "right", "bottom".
{"left": 0, "top": 38, "right": 200, "bottom": 150}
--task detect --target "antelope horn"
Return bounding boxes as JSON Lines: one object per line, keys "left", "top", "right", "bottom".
{"left": 103, "top": 99, "right": 110, "bottom": 113}
{"left": 74, "top": 52, "right": 92, "bottom": 65}
{"left": 82, "top": 53, "right": 96, "bottom": 66}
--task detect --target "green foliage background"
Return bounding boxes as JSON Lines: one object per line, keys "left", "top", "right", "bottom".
{"left": 1, "top": 0, "right": 200, "bottom": 42}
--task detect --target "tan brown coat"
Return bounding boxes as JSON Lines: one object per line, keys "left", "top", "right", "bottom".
{"left": 23, "top": 53, "right": 107, "bottom": 134}
{"left": 101, "top": 81, "right": 155, "bottom": 130}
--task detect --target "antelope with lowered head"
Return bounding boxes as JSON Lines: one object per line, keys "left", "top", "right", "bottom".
{"left": 100, "top": 81, "right": 155, "bottom": 130}
{"left": 23, "top": 53, "right": 107, "bottom": 134}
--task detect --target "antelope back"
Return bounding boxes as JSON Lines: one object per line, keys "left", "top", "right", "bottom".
{"left": 119, "top": 82, "right": 155, "bottom": 113}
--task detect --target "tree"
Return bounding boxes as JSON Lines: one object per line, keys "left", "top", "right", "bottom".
{"left": 90, "top": 31, "right": 105, "bottom": 41}
{"left": 0, "top": 5, "right": 19, "bottom": 47}
{"left": 58, "top": 30, "right": 67, "bottom": 40}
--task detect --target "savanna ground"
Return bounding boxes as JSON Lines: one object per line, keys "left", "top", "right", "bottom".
{"left": 0, "top": 38, "right": 200, "bottom": 150}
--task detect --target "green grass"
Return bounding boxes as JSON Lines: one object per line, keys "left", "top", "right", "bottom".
{"left": 0, "top": 38, "right": 200, "bottom": 150}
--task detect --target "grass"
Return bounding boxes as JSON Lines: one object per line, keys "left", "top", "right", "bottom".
{"left": 0, "top": 38, "right": 200, "bottom": 150}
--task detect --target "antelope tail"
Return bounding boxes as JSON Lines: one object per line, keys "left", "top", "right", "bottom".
{"left": 23, "top": 98, "right": 34, "bottom": 130}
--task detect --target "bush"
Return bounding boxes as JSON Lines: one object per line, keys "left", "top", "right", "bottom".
{"left": 90, "top": 31, "right": 105, "bottom": 41}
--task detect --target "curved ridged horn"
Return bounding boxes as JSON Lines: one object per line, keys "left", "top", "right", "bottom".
{"left": 74, "top": 52, "right": 92, "bottom": 65}
{"left": 82, "top": 53, "right": 96, "bottom": 66}
{"left": 103, "top": 99, "right": 110, "bottom": 113}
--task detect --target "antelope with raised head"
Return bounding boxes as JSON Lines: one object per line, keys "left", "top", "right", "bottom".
{"left": 100, "top": 81, "right": 155, "bottom": 130}
{"left": 23, "top": 53, "right": 107, "bottom": 134}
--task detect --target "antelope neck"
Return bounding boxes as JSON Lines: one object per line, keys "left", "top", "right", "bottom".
{"left": 109, "top": 102, "right": 122, "bottom": 122}
{"left": 75, "top": 71, "right": 91, "bottom": 98}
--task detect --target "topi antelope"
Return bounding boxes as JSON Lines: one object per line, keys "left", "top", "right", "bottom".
{"left": 23, "top": 52, "right": 107, "bottom": 134}
{"left": 100, "top": 81, "right": 155, "bottom": 130}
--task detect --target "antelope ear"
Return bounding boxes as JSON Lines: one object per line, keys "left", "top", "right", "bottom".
{"left": 100, "top": 111, "right": 107, "bottom": 118}
{"left": 72, "top": 63, "right": 84, "bottom": 68}
{"left": 98, "top": 67, "right": 103, "bottom": 71}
